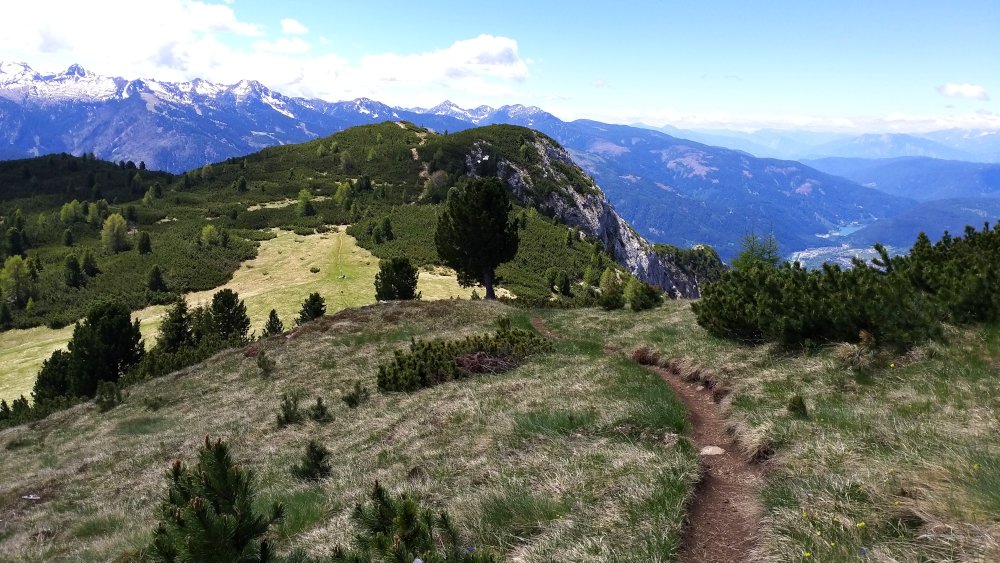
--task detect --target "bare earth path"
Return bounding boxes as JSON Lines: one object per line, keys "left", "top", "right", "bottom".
{"left": 651, "top": 365, "right": 764, "bottom": 563}
{"left": 530, "top": 316, "right": 763, "bottom": 561}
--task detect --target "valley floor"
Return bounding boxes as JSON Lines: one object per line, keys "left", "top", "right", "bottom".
{"left": 1, "top": 300, "right": 998, "bottom": 561}
{"left": 0, "top": 228, "right": 475, "bottom": 404}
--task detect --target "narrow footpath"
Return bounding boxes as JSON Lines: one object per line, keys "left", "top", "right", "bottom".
{"left": 651, "top": 364, "right": 764, "bottom": 563}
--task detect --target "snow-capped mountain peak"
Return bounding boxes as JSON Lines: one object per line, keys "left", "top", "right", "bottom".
{"left": 419, "top": 100, "right": 496, "bottom": 124}
{"left": 0, "top": 61, "right": 38, "bottom": 87}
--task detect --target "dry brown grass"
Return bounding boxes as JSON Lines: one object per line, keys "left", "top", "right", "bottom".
{"left": 603, "top": 302, "right": 1000, "bottom": 562}
{"left": 0, "top": 300, "right": 698, "bottom": 562}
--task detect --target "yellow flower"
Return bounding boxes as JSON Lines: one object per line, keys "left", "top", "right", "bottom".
{"left": 804, "top": 552, "right": 812, "bottom": 557}
{"left": 857, "top": 522, "right": 866, "bottom": 527}
{"left": 890, "top": 363, "right": 895, "bottom": 368}
{"left": 973, "top": 463, "right": 981, "bottom": 471}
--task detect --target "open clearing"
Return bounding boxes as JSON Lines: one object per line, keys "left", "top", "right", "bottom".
{"left": 0, "top": 229, "right": 479, "bottom": 403}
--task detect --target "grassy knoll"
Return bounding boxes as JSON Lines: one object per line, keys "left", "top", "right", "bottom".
{"left": 0, "top": 230, "right": 481, "bottom": 403}
{"left": 578, "top": 304, "right": 1000, "bottom": 562}
{"left": 1, "top": 298, "right": 998, "bottom": 560}
{"left": 0, "top": 300, "right": 697, "bottom": 561}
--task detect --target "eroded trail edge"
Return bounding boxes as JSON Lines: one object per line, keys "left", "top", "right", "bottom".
{"left": 650, "top": 363, "right": 764, "bottom": 563}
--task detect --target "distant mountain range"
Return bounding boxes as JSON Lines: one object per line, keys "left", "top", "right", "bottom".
{"left": 803, "top": 157, "right": 1000, "bottom": 201}
{"left": 638, "top": 125, "right": 1000, "bottom": 163}
{"left": 2, "top": 62, "right": 999, "bottom": 261}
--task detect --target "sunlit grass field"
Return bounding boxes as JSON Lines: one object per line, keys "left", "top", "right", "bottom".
{"left": 0, "top": 229, "right": 479, "bottom": 403}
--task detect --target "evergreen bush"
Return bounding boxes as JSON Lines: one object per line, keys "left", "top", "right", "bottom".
{"left": 149, "top": 437, "right": 284, "bottom": 562}
{"left": 296, "top": 292, "right": 326, "bottom": 325}
{"left": 342, "top": 382, "right": 371, "bottom": 409}
{"left": 291, "top": 440, "right": 332, "bottom": 481}
{"left": 377, "top": 319, "right": 552, "bottom": 393}
{"left": 94, "top": 380, "right": 122, "bottom": 412}
{"left": 330, "top": 480, "right": 496, "bottom": 562}
{"left": 308, "top": 397, "right": 333, "bottom": 422}
{"left": 277, "top": 393, "right": 304, "bottom": 427}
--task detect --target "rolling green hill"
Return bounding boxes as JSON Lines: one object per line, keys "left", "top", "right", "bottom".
{"left": 0, "top": 122, "right": 709, "bottom": 334}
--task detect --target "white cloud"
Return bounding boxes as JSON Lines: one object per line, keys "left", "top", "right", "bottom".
{"left": 252, "top": 37, "right": 311, "bottom": 55}
{"left": 0, "top": 2, "right": 531, "bottom": 108}
{"left": 593, "top": 79, "right": 610, "bottom": 89}
{"left": 937, "top": 83, "right": 990, "bottom": 101}
{"left": 281, "top": 18, "right": 308, "bottom": 35}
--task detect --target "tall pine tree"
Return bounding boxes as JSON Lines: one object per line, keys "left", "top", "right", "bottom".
{"left": 434, "top": 177, "right": 518, "bottom": 299}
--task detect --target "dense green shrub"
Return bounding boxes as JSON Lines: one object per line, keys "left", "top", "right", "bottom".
{"left": 256, "top": 348, "right": 276, "bottom": 377}
{"left": 374, "top": 257, "right": 419, "bottom": 301}
{"left": 377, "top": 318, "right": 552, "bottom": 392}
{"left": 29, "top": 301, "right": 143, "bottom": 406}
{"left": 94, "top": 380, "right": 122, "bottom": 412}
{"left": 210, "top": 289, "right": 251, "bottom": 344}
{"left": 296, "top": 292, "right": 326, "bottom": 325}
{"left": 624, "top": 276, "right": 661, "bottom": 311}
{"left": 598, "top": 268, "right": 624, "bottom": 310}
{"left": 149, "top": 437, "right": 284, "bottom": 562}
{"left": 692, "top": 224, "right": 1000, "bottom": 350}
{"left": 291, "top": 440, "right": 332, "bottom": 481}
{"left": 308, "top": 397, "right": 332, "bottom": 422}
{"left": 342, "top": 382, "right": 371, "bottom": 409}
{"left": 277, "top": 393, "right": 304, "bottom": 427}
{"left": 260, "top": 309, "right": 284, "bottom": 338}
{"left": 329, "top": 480, "right": 496, "bottom": 562}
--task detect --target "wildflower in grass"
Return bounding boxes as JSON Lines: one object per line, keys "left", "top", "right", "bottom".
{"left": 973, "top": 463, "right": 981, "bottom": 471}
{"left": 890, "top": 362, "right": 895, "bottom": 368}
{"left": 803, "top": 552, "right": 811, "bottom": 557}
{"left": 857, "top": 521, "right": 865, "bottom": 527}
{"left": 861, "top": 547, "right": 868, "bottom": 555}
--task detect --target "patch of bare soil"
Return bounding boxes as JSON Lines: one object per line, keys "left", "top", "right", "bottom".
{"left": 530, "top": 317, "right": 559, "bottom": 340}
{"left": 650, "top": 363, "right": 764, "bottom": 563}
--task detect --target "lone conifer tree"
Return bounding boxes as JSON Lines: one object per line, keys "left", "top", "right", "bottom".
{"left": 147, "top": 264, "right": 168, "bottom": 292}
{"left": 374, "top": 257, "right": 419, "bottom": 301}
{"left": 261, "top": 309, "right": 284, "bottom": 337}
{"left": 434, "top": 177, "right": 518, "bottom": 299}
{"left": 296, "top": 292, "right": 326, "bottom": 325}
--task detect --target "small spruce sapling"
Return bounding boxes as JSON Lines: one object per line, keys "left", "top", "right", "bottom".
{"left": 261, "top": 309, "right": 284, "bottom": 337}
{"left": 277, "top": 393, "right": 303, "bottom": 426}
{"left": 95, "top": 381, "right": 122, "bottom": 412}
{"left": 342, "top": 381, "right": 371, "bottom": 409}
{"left": 291, "top": 440, "right": 332, "bottom": 481}
{"left": 296, "top": 292, "right": 326, "bottom": 325}
{"left": 256, "top": 348, "right": 276, "bottom": 377}
{"left": 308, "top": 397, "right": 332, "bottom": 422}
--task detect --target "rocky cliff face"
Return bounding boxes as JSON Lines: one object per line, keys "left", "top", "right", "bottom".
{"left": 465, "top": 136, "right": 702, "bottom": 298}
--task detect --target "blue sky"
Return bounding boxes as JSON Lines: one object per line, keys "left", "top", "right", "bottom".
{"left": 2, "top": 0, "right": 997, "bottom": 131}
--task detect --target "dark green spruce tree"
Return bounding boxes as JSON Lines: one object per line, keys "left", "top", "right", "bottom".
{"left": 434, "top": 177, "right": 519, "bottom": 299}
{"left": 210, "top": 289, "right": 251, "bottom": 344}
{"left": 297, "top": 292, "right": 326, "bottom": 325}
{"left": 64, "top": 301, "right": 143, "bottom": 397}
{"left": 261, "top": 309, "right": 284, "bottom": 337}
{"left": 374, "top": 257, "right": 419, "bottom": 301}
